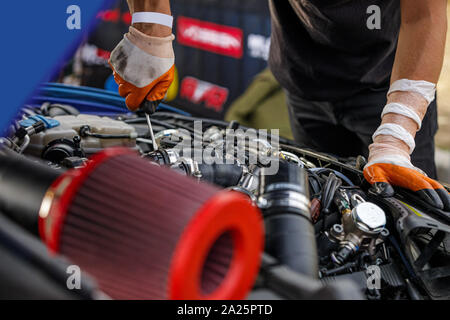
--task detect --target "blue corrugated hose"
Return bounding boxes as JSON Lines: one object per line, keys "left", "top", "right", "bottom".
{"left": 33, "top": 83, "right": 191, "bottom": 117}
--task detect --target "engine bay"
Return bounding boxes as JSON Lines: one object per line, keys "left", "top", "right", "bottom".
{"left": 1, "top": 85, "right": 449, "bottom": 300}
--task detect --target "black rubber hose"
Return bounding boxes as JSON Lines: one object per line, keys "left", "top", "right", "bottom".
{"left": 320, "top": 173, "right": 342, "bottom": 215}
{"left": 0, "top": 212, "right": 99, "bottom": 299}
{"left": 0, "top": 154, "right": 61, "bottom": 235}
{"left": 198, "top": 163, "right": 243, "bottom": 187}
{"left": 260, "top": 254, "right": 363, "bottom": 300}
{"left": 264, "top": 214, "right": 318, "bottom": 278}
{"left": 259, "top": 162, "right": 318, "bottom": 278}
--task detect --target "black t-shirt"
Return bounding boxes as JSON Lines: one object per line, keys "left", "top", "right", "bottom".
{"left": 268, "top": 0, "right": 400, "bottom": 101}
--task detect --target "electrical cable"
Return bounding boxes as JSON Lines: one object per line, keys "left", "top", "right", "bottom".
{"left": 388, "top": 235, "right": 417, "bottom": 279}
{"left": 310, "top": 168, "right": 355, "bottom": 186}
{"left": 124, "top": 118, "right": 177, "bottom": 129}
{"left": 152, "top": 113, "right": 293, "bottom": 144}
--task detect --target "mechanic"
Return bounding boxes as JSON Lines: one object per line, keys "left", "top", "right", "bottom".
{"left": 109, "top": 0, "right": 450, "bottom": 211}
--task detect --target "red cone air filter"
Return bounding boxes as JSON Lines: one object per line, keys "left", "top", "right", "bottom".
{"left": 38, "top": 148, "right": 263, "bottom": 300}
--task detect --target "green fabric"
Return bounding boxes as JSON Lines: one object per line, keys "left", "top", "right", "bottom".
{"left": 225, "top": 69, "right": 293, "bottom": 140}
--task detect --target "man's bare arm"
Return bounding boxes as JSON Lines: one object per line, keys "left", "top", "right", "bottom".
{"left": 127, "top": 0, "right": 172, "bottom": 37}
{"left": 378, "top": 0, "right": 447, "bottom": 151}
{"left": 392, "top": 0, "right": 447, "bottom": 84}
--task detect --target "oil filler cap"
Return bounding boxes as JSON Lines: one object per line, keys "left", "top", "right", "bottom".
{"left": 352, "top": 202, "right": 386, "bottom": 234}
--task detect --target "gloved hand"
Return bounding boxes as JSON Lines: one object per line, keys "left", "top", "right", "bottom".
{"left": 364, "top": 80, "right": 450, "bottom": 211}
{"left": 109, "top": 26, "right": 175, "bottom": 113}
{"left": 364, "top": 139, "right": 450, "bottom": 210}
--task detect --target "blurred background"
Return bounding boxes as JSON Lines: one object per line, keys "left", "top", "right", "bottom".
{"left": 56, "top": 0, "right": 450, "bottom": 182}
{"left": 435, "top": 5, "right": 450, "bottom": 182}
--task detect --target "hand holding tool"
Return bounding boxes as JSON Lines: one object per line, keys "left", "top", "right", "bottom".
{"left": 109, "top": 26, "right": 175, "bottom": 112}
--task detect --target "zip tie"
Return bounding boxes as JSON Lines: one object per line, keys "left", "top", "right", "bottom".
{"left": 132, "top": 12, "right": 173, "bottom": 28}
{"left": 388, "top": 79, "right": 436, "bottom": 104}
{"left": 381, "top": 103, "right": 422, "bottom": 130}
{"left": 373, "top": 123, "right": 416, "bottom": 154}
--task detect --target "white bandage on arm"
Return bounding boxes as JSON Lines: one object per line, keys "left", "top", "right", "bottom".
{"left": 369, "top": 79, "right": 435, "bottom": 169}
{"left": 388, "top": 79, "right": 436, "bottom": 104}
{"left": 381, "top": 102, "right": 422, "bottom": 130}
{"left": 372, "top": 123, "right": 416, "bottom": 154}
{"left": 132, "top": 12, "right": 174, "bottom": 28}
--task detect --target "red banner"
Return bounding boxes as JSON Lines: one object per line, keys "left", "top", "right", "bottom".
{"left": 177, "top": 16, "right": 244, "bottom": 59}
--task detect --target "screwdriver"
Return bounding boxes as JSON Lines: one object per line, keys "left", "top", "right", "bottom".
{"left": 141, "top": 100, "right": 160, "bottom": 152}
{"left": 145, "top": 113, "right": 158, "bottom": 151}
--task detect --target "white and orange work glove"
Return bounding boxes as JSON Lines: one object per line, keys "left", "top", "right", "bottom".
{"left": 109, "top": 13, "right": 175, "bottom": 113}
{"left": 364, "top": 79, "right": 450, "bottom": 210}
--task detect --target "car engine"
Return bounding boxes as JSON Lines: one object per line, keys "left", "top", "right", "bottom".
{"left": 0, "top": 84, "right": 449, "bottom": 300}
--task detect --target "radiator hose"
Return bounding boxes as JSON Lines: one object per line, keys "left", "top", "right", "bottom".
{"left": 259, "top": 161, "right": 318, "bottom": 278}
